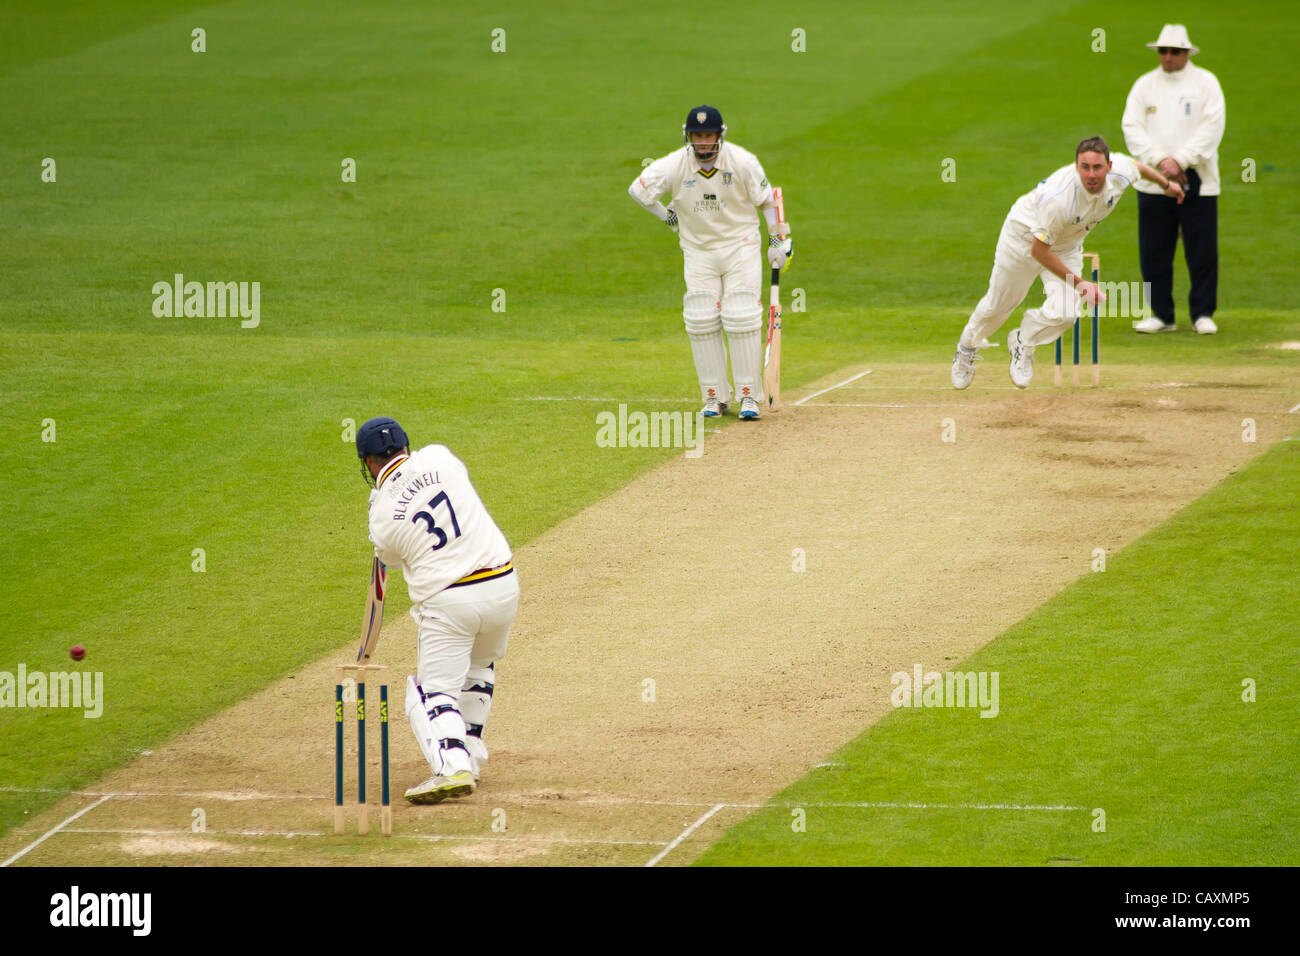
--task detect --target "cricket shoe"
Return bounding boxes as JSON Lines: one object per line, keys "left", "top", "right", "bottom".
{"left": 404, "top": 771, "right": 476, "bottom": 805}
{"left": 739, "top": 396, "right": 760, "bottom": 420}
{"left": 1134, "top": 317, "right": 1176, "bottom": 333}
{"left": 1194, "top": 316, "right": 1218, "bottom": 334}
{"left": 701, "top": 396, "right": 729, "bottom": 417}
{"left": 1008, "top": 329, "right": 1034, "bottom": 388}
{"left": 951, "top": 344, "right": 979, "bottom": 389}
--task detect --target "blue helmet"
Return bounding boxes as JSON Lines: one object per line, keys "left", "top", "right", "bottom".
{"left": 683, "top": 105, "right": 726, "bottom": 162}
{"left": 356, "top": 417, "right": 409, "bottom": 459}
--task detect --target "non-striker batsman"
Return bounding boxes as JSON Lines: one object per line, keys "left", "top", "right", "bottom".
{"left": 629, "top": 105, "right": 791, "bottom": 419}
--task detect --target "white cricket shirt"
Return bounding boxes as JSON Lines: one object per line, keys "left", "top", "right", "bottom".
{"left": 1122, "top": 61, "right": 1225, "bottom": 196}
{"left": 1004, "top": 153, "right": 1141, "bottom": 253}
{"left": 367, "top": 444, "right": 512, "bottom": 603}
{"left": 630, "top": 142, "right": 774, "bottom": 250}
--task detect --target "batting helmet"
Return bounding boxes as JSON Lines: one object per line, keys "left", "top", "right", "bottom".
{"left": 684, "top": 105, "right": 724, "bottom": 134}
{"left": 356, "top": 417, "right": 409, "bottom": 459}
{"left": 683, "top": 105, "right": 726, "bottom": 162}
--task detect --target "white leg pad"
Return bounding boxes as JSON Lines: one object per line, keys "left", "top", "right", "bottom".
{"left": 458, "top": 664, "right": 495, "bottom": 777}
{"left": 405, "top": 674, "right": 474, "bottom": 777}
{"left": 684, "top": 291, "right": 729, "bottom": 403}
{"left": 720, "top": 289, "right": 764, "bottom": 401}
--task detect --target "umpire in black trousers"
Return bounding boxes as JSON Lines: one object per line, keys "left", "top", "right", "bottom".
{"left": 1122, "top": 24, "right": 1226, "bottom": 335}
{"left": 1137, "top": 169, "right": 1217, "bottom": 326}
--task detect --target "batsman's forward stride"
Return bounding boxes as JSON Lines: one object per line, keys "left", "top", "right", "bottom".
{"left": 355, "top": 417, "right": 519, "bottom": 805}
{"left": 630, "top": 105, "right": 792, "bottom": 420}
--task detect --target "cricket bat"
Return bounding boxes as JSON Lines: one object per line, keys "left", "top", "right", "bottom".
{"left": 763, "top": 186, "right": 788, "bottom": 411}
{"left": 355, "top": 555, "right": 387, "bottom": 663}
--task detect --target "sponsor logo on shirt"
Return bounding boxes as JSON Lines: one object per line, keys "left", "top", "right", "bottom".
{"left": 1146, "top": 106, "right": 1157, "bottom": 115}
{"left": 683, "top": 178, "right": 696, "bottom": 187}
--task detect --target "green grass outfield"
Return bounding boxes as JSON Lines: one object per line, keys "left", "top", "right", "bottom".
{"left": 695, "top": 438, "right": 1300, "bottom": 866}
{"left": 1, "top": 0, "right": 1297, "bottom": 859}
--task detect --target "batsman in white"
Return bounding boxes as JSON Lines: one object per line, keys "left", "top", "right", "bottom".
{"left": 951, "top": 136, "right": 1184, "bottom": 390}
{"left": 355, "top": 417, "right": 519, "bottom": 804}
{"left": 629, "top": 105, "right": 791, "bottom": 420}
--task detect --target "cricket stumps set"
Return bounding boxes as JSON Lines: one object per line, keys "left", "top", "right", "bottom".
{"left": 335, "top": 663, "right": 391, "bottom": 836}
{"left": 1056, "top": 252, "right": 1100, "bottom": 387}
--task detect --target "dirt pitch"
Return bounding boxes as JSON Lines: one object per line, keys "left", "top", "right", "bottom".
{"left": 3, "top": 361, "right": 1294, "bottom": 867}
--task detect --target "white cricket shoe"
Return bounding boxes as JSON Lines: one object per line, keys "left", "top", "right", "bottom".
{"left": 1134, "top": 316, "right": 1176, "bottom": 333}
{"left": 1194, "top": 316, "right": 1218, "bottom": 334}
{"left": 1008, "top": 329, "right": 1035, "bottom": 388}
{"left": 404, "top": 771, "right": 475, "bottom": 805}
{"left": 701, "top": 395, "right": 729, "bottom": 417}
{"left": 951, "top": 344, "right": 979, "bottom": 389}
{"left": 738, "top": 396, "right": 760, "bottom": 420}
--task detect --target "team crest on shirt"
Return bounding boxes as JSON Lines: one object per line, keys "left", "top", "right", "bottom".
{"left": 722, "top": 171, "right": 732, "bottom": 185}
{"left": 1146, "top": 106, "right": 1157, "bottom": 115}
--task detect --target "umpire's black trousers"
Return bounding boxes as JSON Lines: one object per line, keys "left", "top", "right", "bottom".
{"left": 1136, "top": 169, "right": 1218, "bottom": 322}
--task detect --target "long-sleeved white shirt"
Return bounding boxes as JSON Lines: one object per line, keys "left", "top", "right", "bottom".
{"left": 629, "top": 142, "right": 775, "bottom": 250}
{"left": 367, "top": 445, "right": 512, "bottom": 604}
{"left": 1122, "top": 61, "right": 1225, "bottom": 196}
{"left": 1005, "top": 154, "right": 1141, "bottom": 254}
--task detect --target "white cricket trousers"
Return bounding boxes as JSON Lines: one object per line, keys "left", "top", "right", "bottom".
{"left": 683, "top": 238, "right": 762, "bottom": 301}
{"left": 682, "top": 238, "right": 765, "bottom": 403}
{"left": 961, "top": 219, "right": 1084, "bottom": 350}
{"left": 411, "top": 572, "right": 519, "bottom": 695}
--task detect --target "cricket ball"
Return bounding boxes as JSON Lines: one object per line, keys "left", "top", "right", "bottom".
{"left": 69, "top": 645, "right": 86, "bottom": 661}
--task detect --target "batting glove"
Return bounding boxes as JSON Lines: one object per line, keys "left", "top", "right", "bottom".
{"left": 768, "top": 235, "right": 793, "bottom": 271}
{"left": 665, "top": 206, "right": 679, "bottom": 234}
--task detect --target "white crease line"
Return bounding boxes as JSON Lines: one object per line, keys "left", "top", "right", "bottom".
{"left": 798, "top": 402, "right": 968, "bottom": 408}
{"left": 737, "top": 801, "right": 1088, "bottom": 811}
{"left": 62, "top": 828, "right": 665, "bottom": 848}
{"left": 644, "top": 803, "right": 727, "bottom": 867}
{"left": 0, "top": 787, "right": 1087, "bottom": 812}
{"left": 513, "top": 396, "right": 695, "bottom": 403}
{"left": 1289, "top": 403, "right": 1300, "bottom": 413}
{"left": 0, "top": 787, "right": 721, "bottom": 806}
{"left": 794, "top": 369, "right": 873, "bottom": 406}
{"left": 1, "top": 794, "right": 113, "bottom": 867}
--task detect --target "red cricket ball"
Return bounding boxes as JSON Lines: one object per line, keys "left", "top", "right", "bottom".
{"left": 69, "top": 645, "right": 86, "bottom": 661}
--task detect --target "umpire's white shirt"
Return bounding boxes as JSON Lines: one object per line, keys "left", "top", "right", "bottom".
{"left": 1122, "top": 61, "right": 1225, "bottom": 196}
{"left": 1003, "top": 153, "right": 1141, "bottom": 255}
{"left": 368, "top": 445, "right": 512, "bottom": 604}
{"left": 630, "top": 142, "right": 773, "bottom": 250}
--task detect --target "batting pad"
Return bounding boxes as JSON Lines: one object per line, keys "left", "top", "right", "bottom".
{"left": 458, "top": 666, "right": 495, "bottom": 776}
{"left": 720, "top": 290, "right": 764, "bottom": 401}
{"left": 405, "top": 675, "right": 473, "bottom": 777}
{"left": 720, "top": 289, "right": 763, "bottom": 333}
{"left": 726, "top": 327, "right": 764, "bottom": 401}
{"left": 683, "top": 292, "right": 729, "bottom": 402}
